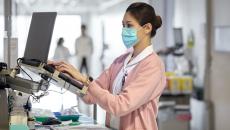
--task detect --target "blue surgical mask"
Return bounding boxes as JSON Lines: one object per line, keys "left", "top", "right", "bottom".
{"left": 122, "top": 27, "right": 139, "bottom": 48}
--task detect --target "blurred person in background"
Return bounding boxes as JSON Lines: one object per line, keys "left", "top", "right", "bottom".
{"left": 75, "top": 24, "right": 94, "bottom": 118}
{"left": 75, "top": 24, "right": 93, "bottom": 75}
{"left": 53, "top": 37, "right": 71, "bottom": 60}
{"left": 50, "top": 2, "right": 165, "bottom": 130}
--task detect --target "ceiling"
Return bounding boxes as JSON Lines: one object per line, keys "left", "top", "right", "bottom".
{"left": 0, "top": 0, "right": 149, "bottom": 15}
{"left": 11, "top": 0, "right": 128, "bottom": 14}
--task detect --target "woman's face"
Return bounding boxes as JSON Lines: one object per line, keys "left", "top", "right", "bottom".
{"left": 122, "top": 12, "right": 141, "bottom": 29}
{"left": 122, "top": 12, "right": 144, "bottom": 40}
{"left": 122, "top": 12, "right": 152, "bottom": 43}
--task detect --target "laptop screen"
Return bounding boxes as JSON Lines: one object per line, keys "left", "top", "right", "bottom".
{"left": 23, "top": 12, "right": 57, "bottom": 63}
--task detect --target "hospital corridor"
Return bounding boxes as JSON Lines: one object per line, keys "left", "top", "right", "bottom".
{"left": 0, "top": 0, "right": 230, "bottom": 130}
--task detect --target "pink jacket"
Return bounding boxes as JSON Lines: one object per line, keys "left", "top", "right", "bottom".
{"left": 83, "top": 52, "right": 166, "bottom": 130}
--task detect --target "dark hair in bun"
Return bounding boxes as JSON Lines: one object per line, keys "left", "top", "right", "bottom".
{"left": 126, "top": 2, "right": 162, "bottom": 37}
{"left": 155, "top": 16, "right": 162, "bottom": 29}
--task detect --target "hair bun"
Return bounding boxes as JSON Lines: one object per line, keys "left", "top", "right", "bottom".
{"left": 155, "top": 15, "right": 162, "bottom": 29}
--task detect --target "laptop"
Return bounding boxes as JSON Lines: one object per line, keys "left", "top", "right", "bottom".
{"left": 22, "top": 12, "right": 57, "bottom": 66}
{"left": 20, "top": 12, "right": 85, "bottom": 91}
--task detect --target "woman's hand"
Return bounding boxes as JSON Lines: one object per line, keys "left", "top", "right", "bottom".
{"left": 48, "top": 61, "right": 86, "bottom": 83}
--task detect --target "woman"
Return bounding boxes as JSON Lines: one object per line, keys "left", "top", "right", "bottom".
{"left": 50, "top": 2, "right": 166, "bottom": 130}
{"left": 53, "top": 37, "right": 71, "bottom": 60}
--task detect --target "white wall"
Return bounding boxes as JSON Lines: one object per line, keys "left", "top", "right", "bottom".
{"left": 0, "top": 1, "right": 3, "bottom": 60}
{"left": 0, "top": 0, "right": 3, "bottom": 15}
{"left": 209, "top": 0, "right": 230, "bottom": 130}
{"left": 49, "top": 15, "right": 81, "bottom": 57}
{"left": 150, "top": 0, "right": 175, "bottom": 71}
{"left": 0, "top": 16, "right": 4, "bottom": 61}
{"left": 150, "top": 0, "right": 168, "bottom": 51}
{"left": 174, "top": 0, "right": 206, "bottom": 86}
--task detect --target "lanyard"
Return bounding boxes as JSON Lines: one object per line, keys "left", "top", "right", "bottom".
{"left": 121, "top": 56, "right": 139, "bottom": 87}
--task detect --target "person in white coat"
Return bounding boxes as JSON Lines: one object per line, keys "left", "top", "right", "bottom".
{"left": 53, "top": 37, "right": 71, "bottom": 60}
{"left": 75, "top": 24, "right": 94, "bottom": 117}
{"left": 75, "top": 24, "right": 93, "bottom": 75}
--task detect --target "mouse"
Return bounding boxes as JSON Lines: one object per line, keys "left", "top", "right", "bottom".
{"left": 42, "top": 117, "right": 61, "bottom": 125}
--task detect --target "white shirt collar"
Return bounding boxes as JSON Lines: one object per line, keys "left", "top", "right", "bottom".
{"left": 124, "top": 45, "right": 154, "bottom": 68}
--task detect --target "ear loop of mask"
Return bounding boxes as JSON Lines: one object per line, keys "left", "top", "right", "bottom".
{"left": 138, "top": 23, "right": 152, "bottom": 42}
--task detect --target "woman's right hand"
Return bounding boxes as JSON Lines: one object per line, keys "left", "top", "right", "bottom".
{"left": 48, "top": 61, "right": 87, "bottom": 83}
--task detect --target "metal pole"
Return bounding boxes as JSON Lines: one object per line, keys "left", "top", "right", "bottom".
{"left": 4, "top": 0, "right": 12, "bottom": 67}
{"left": 1, "top": 0, "right": 13, "bottom": 130}
{"left": 205, "top": 0, "right": 214, "bottom": 130}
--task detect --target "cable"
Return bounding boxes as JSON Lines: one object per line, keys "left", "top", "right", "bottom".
{"left": 24, "top": 66, "right": 71, "bottom": 103}
{"left": 28, "top": 90, "right": 50, "bottom": 103}
{"left": 17, "top": 58, "right": 33, "bottom": 81}
{"left": 61, "top": 84, "right": 71, "bottom": 94}
{"left": 29, "top": 83, "right": 71, "bottom": 103}
{"left": 29, "top": 82, "right": 70, "bottom": 103}
{"left": 63, "top": 81, "right": 66, "bottom": 89}
{"left": 39, "top": 73, "right": 54, "bottom": 91}
{"left": 30, "top": 94, "right": 40, "bottom": 103}
{"left": 48, "top": 82, "right": 71, "bottom": 94}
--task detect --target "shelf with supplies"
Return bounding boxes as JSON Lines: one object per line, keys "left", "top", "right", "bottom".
{"left": 160, "top": 72, "right": 193, "bottom": 105}
{"left": 158, "top": 72, "right": 193, "bottom": 130}
{"left": 164, "top": 72, "right": 193, "bottom": 95}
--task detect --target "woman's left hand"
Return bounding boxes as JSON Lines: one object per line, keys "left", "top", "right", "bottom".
{"left": 48, "top": 61, "right": 86, "bottom": 83}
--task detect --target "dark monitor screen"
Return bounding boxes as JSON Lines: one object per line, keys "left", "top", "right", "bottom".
{"left": 23, "top": 12, "right": 57, "bottom": 63}
{"left": 173, "top": 28, "right": 183, "bottom": 45}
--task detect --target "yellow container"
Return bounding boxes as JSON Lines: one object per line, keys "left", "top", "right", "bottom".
{"left": 181, "top": 76, "right": 193, "bottom": 94}
{"left": 165, "top": 72, "right": 176, "bottom": 77}
{"left": 168, "top": 76, "right": 181, "bottom": 94}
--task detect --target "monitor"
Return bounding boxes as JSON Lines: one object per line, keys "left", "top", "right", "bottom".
{"left": 23, "top": 12, "right": 57, "bottom": 65}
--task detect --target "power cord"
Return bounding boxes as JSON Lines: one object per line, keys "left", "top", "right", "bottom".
{"left": 17, "top": 58, "right": 33, "bottom": 81}
{"left": 29, "top": 91, "right": 50, "bottom": 103}
{"left": 48, "top": 82, "right": 71, "bottom": 94}
{"left": 18, "top": 59, "right": 72, "bottom": 103}
{"left": 29, "top": 81, "right": 71, "bottom": 103}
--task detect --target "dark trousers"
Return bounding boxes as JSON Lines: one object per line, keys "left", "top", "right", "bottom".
{"left": 80, "top": 57, "right": 89, "bottom": 74}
